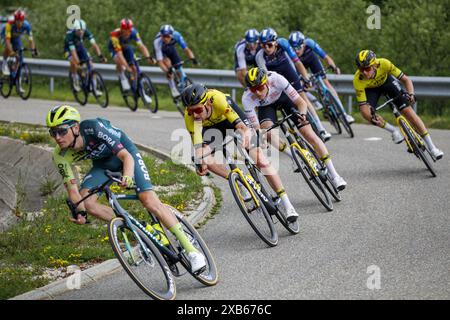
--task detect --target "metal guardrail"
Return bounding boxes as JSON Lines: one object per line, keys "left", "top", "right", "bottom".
{"left": 1, "top": 57, "right": 449, "bottom": 111}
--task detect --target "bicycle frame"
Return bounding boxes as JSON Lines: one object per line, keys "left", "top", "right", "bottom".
{"left": 312, "top": 75, "right": 342, "bottom": 118}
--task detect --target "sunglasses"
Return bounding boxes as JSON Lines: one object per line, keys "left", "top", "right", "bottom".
{"left": 187, "top": 105, "right": 205, "bottom": 115}
{"left": 249, "top": 84, "right": 267, "bottom": 93}
{"left": 359, "top": 66, "right": 373, "bottom": 72}
{"left": 262, "top": 42, "right": 275, "bottom": 48}
{"left": 49, "top": 124, "right": 73, "bottom": 138}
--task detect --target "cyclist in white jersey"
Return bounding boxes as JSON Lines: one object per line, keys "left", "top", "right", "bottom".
{"left": 242, "top": 68, "right": 347, "bottom": 190}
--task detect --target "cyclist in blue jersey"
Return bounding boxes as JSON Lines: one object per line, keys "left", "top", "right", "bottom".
{"left": 234, "top": 28, "right": 261, "bottom": 87}
{"left": 64, "top": 19, "right": 107, "bottom": 93}
{"left": 289, "top": 31, "right": 354, "bottom": 124}
{"left": 1, "top": 10, "right": 38, "bottom": 76}
{"left": 154, "top": 24, "right": 198, "bottom": 98}
{"left": 46, "top": 105, "right": 206, "bottom": 272}
{"left": 256, "top": 28, "right": 332, "bottom": 141}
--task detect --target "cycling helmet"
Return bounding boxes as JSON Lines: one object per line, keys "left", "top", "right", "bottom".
{"left": 160, "top": 24, "right": 174, "bottom": 36}
{"left": 356, "top": 50, "right": 377, "bottom": 68}
{"left": 72, "top": 19, "right": 87, "bottom": 31}
{"left": 14, "top": 10, "right": 25, "bottom": 22}
{"left": 245, "top": 67, "right": 268, "bottom": 88}
{"left": 289, "top": 31, "right": 305, "bottom": 49}
{"left": 245, "top": 29, "right": 259, "bottom": 43}
{"left": 181, "top": 83, "right": 208, "bottom": 107}
{"left": 259, "top": 28, "right": 277, "bottom": 44}
{"left": 46, "top": 105, "right": 81, "bottom": 128}
{"left": 120, "top": 18, "right": 133, "bottom": 31}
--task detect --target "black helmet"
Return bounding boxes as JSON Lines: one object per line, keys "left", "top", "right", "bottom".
{"left": 245, "top": 67, "right": 268, "bottom": 88}
{"left": 181, "top": 83, "right": 208, "bottom": 107}
{"left": 355, "top": 50, "right": 377, "bottom": 68}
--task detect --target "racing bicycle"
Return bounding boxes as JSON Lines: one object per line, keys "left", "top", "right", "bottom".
{"left": 66, "top": 170, "right": 218, "bottom": 300}
{"left": 0, "top": 48, "right": 32, "bottom": 100}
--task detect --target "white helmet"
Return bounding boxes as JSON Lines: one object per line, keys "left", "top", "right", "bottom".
{"left": 72, "top": 19, "right": 87, "bottom": 31}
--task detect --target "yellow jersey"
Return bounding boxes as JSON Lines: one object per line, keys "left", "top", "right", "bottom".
{"left": 184, "top": 89, "right": 241, "bottom": 146}
{"left": 353, "top": 58, "right": 404, "bottom": 104}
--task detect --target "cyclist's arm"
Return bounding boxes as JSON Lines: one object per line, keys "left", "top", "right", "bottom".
{"left": 4, "top": 24, "right": 13, "bottom": 53}
{"left": 183, "top": 47, "right": 195, "bottom": 60}
{"left": 399, "top": 74, "right": 414, "bottom": 96}
{"left": 24, "top": 22, "right": 36, "bottom": 51}
{"left": 91, "top": 42, "right": 102, "bottom": 57}
{"left": 116, "top": 148, "right": 135, "bottom": 180}
{"left": 242, "top": 94, "right": 260, "bottom": 128}
{"left": 137, "top": 42, "right": 151, "bottom": 60}
{"left": 294, "top": 60, "right": 310, "bottom": 80}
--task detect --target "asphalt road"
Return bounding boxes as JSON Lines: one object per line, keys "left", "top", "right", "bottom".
{"left": 1, "top": 97, "right": 449, "bottom": 299}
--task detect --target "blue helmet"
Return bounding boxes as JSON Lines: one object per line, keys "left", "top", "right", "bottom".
{"left": 259, "top": 28, "right": 278, "bottom": 44}
{"left": 160, "top": 24, "right": 174, "bottom": 36}
{"left": 289, "top": 31, "right": 305, "bottom": 49}
{"left": 245, "top": 29, "right": 259, "bottom": 43}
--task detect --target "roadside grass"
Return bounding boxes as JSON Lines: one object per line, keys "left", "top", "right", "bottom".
{"left": 0, "top": 123, "right": 203, "bottom": 299}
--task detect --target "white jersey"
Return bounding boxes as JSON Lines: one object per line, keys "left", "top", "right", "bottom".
{"left": 241, "top": 71, "right": 300, "bottom": 126}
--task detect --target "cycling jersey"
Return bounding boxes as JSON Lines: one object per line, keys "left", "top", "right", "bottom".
{"left": 153, "top": 31, "right": 188, "bottom": 61}
{"left": 353, "top": 58, "right": 404, "bottom": 105}
{"left": 64, "top": 29, "right": 95, "bottom": 53}
{"left": 1, "top": 20, "right": 33, "bottom": 50}
{"left": 109, "top": 28, "right": 142, "bottom": 52}
{"left": 234, "top": 39, "right": 261, "bottom": 70}
{"left": 255, "top": 38, "right": 303, "bottom": 92}
{"left": 184, "top": 89, "right": 243, "bottom": 146}
{"left": 242, "top": 71, "right": 300, "bottom": 126}
{"left": 53, "top": 118, "right": 152, "bottom": 193}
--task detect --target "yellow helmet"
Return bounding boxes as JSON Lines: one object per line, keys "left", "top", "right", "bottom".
{"left": 46, "top": 105, "right": 81, "bottom": 127}
{"left": 355, "top": 50, "right": 377, "bottom": 68}
{"left": 245, "top": 67, "right": 268, "bottom": 88}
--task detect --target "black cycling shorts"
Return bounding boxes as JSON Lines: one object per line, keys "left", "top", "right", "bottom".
{"left": 363, "top": 75, "right": 409, "bottom": 111}
{"left": 258, "top": 92, "right": 299, "bottom": 125}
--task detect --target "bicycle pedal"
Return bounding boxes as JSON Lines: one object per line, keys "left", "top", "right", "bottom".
{"left": 193, "top": 265, "right": 207, "bottom": 276}
{"left": 293, "top": 167, "right": 301, "bottom": 173}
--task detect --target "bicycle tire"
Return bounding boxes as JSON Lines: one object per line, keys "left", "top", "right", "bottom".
{"left": 91, "top": 70, "right": 109, "bottom": 108}
{"left": 139, "top": 74, "right": 159, "bottom": 113}
{"left": 304, "top": 141, "right": 342, "bottom": 202}
{"left": 119, "top": 78, "right": 138, "bottom": 111}
{"left": 108, "top": 217, "right": 176, "bottom": 300}
{"left": 17, "top": 64, "right": 32, "bottom": 100}
{"left": 69, "top": 71, "right": 88, "bottom": 106}
{"left": 165, "top": 206, "right": 219, "bottom": 286}
{"left": 330, "top": 94, "right": 354, "bottom": 138}
{"left": 228, "top": 171, "right": 278, "bottom": 247}
{"left": 323, "top": 101, "right": 342, "bottom": 134}
{"left": 399, "top": 119, "right": 436, "bottom": 177}
{"left": 0, "top": 77, "right": 12, "bottom": 98}
{"left": 291, "top": 146, "right": 333, "bottom": 211}
{"left": 248, "top": 164, "right": 300, "bottom": 235}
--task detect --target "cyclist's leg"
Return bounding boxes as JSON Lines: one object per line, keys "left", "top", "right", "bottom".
{"left": 163, "top": 46, "right": 181, "bottom": 96}
{"left": 200, "top": 122, "right": 232, "bottom": 178}
{"left": 80, "top": 165, "right": 116, "bottom": 221}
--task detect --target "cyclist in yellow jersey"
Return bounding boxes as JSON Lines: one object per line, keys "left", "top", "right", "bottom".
{"left": 353, "top": 50, "right": 443, "bottom": 159}
{"left": 182, "top": 83, "right": 299, "bottom": 222}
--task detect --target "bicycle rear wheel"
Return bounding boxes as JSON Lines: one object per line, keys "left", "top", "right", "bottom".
{"left": 249, "top": 164, "right": 300, "bottom": 235}
{"left": 324, "top": 104, "right": 341, "bottom": 134}
{"left": 164, "top": 206, "right": 218, "bottom": 286}
{"left": 17, "top": 64, "right": 32, "bottom": 100}
{"left": 119, "top": 78, "right": 138, "bottom": 111}
{"left": 139, "top": 74, "right": 158, "bottom": 113}
{"left": 399, "top": 119, "right": 436, "bottom": 177}
{"left": 228, "top": 172, "right": 278, "bottom": 247}
{"left": 291, "top": 146, "right": 333, "bottom": 211}
{"left": 91, "top": 70, "right": 109, "bottom": 108}
{"left": 69, "top": 71, "right": 87, "bottom": 106}
{"left": 108, "top": 217, "right": 176, "bottom": 300}
{"left": 331, "top": 94, "right": 354, "bottom": 138}
{"left": 0, "top": 76, "right": 12, "bottom": 98}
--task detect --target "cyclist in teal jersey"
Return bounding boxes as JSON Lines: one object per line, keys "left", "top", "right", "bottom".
{"left": 46, "top": 105, "right": 206, "bottom": 272}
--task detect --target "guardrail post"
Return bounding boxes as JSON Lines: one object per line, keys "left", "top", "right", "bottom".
{"left": 231, "top": 88, "right": 236, "bottom": 101}
{"left": 413, "top": 101, "right": 418, "bottom": 113}
{"left": 348, "top": 95, "right": 353, "bottom": 114}
{"left": 49, "top": 77, "right": 54, "bottom": 94}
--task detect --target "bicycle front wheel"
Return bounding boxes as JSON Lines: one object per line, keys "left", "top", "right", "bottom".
{"left": 399, "top": 119, "right": 436, "bottom": 177}
{"left": 165, "top": 206, "right": 218, "bottom": 286}
{"left": 324, "top": 103, "right": 341, "bottom": 135}
{"left": 17, "top": 64, "right": 32, "bottom": 100}
{"left": 139, "top": 74, "right": 158, "bottom": 113}
{"left": 108, "top": 217, "right": 176, "bottom": 300}
{"left": 91, "top": 70, "right": 109, "bottom": 108}
{"left": 291, "top": 146, "right": 333, "bottom": 211}
{"left": 228, "top": 172, "right": 278, "bottom": 247}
